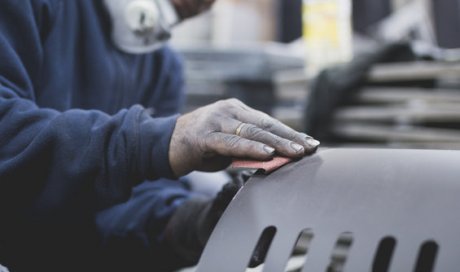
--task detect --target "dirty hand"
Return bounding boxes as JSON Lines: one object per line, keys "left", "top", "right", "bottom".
{"left": 169, "top": 99, "right": 320, "bottom": 177}
{"left": 171, "top": 0, "right": 215, "bottom": 20}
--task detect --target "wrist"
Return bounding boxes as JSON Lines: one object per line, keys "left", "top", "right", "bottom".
{"left": 168, "top": 114, "right": 193, "bottom": 177}
{"left": 138, "top": 111, "right": 179, "bottom": 180}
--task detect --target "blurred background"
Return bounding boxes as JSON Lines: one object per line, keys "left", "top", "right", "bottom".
{"left": 170, "top": 0, "right": 460, "bottom": 150}
{"left": 170, "top": 2, "right": 460, "bottom": 271}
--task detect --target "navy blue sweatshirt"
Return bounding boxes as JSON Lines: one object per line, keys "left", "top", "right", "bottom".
{"left": 0, "top": 0, "right": 187, "bottom": 270}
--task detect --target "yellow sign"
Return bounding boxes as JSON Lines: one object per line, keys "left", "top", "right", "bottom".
{"left": 303, "top": 2, "right": 340, "bottom": 45}
{"left": 302, "top": 0, "right": 352, "bottom": 76}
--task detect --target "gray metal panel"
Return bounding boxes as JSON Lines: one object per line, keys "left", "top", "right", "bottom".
{"left": 196, "top": 148, "right": 460, "bottom": 272}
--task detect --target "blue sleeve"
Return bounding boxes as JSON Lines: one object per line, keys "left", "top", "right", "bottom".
{"left": 95, "top": 45, "right": 192, "bottom": 269}
{"left": 0, "top": 0, "right": 177, "bottom": 215}
{"left": 96, "top": 179, "right": 193, "bottom": 271}
{"left": 150, "top": 47, "right": 187, "bottom": 117}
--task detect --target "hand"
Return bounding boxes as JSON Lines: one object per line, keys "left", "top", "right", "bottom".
{"left": 163, "top": 180, "right": 241, "bottom": 264}
{"left": 171, "top": 0, "right": 215, "bottom": 20}
{"left": 169, "top": 99, "right": 320, "bottom": 177}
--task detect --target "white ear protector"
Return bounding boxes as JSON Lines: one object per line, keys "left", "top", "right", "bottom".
{"left": 103, "top": 0, "right": 179, "bottom": 54}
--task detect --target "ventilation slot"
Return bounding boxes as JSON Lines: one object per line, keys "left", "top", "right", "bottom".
{"left": 284, "top": 229, "right": 314, "bottom": 272}
{"left": 246, "top": 226, "right": 277, "bottom": 270}
{"left": 372, "top": 237, "right": 396, "bottom": 272}
{"left": 326, "top": 232, "right": 353, "bottom": 272}
{"left": 414, "top": 241, "right": 438, "bottom": 272}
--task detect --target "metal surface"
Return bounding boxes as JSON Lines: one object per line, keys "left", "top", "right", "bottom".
{"left": 196, "top": 148, "right": 460, "bottom": 272}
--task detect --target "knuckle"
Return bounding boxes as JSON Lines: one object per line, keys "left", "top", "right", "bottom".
{"left": 286, "top": 131, "right": 298, "bottom": 140}
{"left": 213, "top": 100, "right": 226, "bottom": 109}
{"left": 207, "top": 100, "right": 235, "bottom": 121}
{"left": 214, "top": 100, "right": 236, "bottom": 113}
{"left": 227, "top": 98, "right": 241, "bottom": 104}
{"left": 260, "top": 118, "right": 274, "bottom": 130}
{"left": 217, "top": 99, "right": 232, "bottom": 108}
{"left": 273, "top": 137, "right": 284, "bottom": 147}
{"left": 267, "top": 134, "right": 285, "bottom": 146}
{"left": 224, "top": 135, "right": 241, "bottom": 149}
{"left": 227, "top": 98, "right": 246, "bottom": 110}
{"left": 246, "top": 125, "right": 263, "bottom": 137}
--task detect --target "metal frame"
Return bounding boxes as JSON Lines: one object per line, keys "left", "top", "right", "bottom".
{"left": 197, "top": 148, "right": 460, "bottom": 271}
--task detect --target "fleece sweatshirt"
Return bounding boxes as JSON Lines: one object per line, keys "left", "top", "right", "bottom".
{"left": 0, "top": 1, "right": 189, "bottom": 270}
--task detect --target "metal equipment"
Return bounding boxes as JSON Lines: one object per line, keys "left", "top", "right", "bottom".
{"left": 196, "top": 148, "right": 460, "bottom": 272}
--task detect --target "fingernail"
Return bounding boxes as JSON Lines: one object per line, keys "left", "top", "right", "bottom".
{"left": 263, "top": 145, "right": 275, "bottom": 155}
{"left": 290, "top": 142, "right": 304, "bottom": 153}
{"left": 306, "top": 138, "right": 320, "bottom": 147}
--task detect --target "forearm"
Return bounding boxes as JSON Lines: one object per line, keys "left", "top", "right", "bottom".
{"left": 96, "top": 179, "right": 192, "bottom": 271}
{"left": 0, "top": 91, "right": 178, "bottom": 214}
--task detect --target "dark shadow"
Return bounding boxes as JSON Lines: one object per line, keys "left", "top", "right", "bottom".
{"left": 372, "top": 236, "right": 397, "bottom": 272}
{"left": 247, "top": 226, "right": 277, "bottom": 268}
{"left": 413, "top": 240, "right": 439, "bottom": 272}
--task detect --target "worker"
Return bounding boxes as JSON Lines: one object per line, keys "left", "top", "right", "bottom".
{"left": 0, "top": 0, "right": 320, "bottom": 271}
